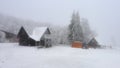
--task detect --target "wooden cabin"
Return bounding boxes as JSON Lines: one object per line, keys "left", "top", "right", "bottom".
{"left": 72, "top": 37, "right": 100, "bottom": 49}
{"left": 72, "top": 41, "right": 83, "bottom": 48}
{"left": 87, "top": 38, "right": 99, "bottom": 48}
{"left": 17, "top": 26, "right": 52, "bottom": 47}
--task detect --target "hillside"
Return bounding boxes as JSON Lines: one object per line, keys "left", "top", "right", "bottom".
{"left": 0, "top": 14, "right": 50, "bottom": 34}
{"left": 0, "top": 14, "right": 69, "bottom": 44}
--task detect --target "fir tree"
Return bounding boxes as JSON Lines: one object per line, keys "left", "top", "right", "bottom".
{"left": 68, "top": 11, "right": 84, "bottom": 43}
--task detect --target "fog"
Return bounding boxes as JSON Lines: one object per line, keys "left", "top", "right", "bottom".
{"left": 0, "top": 0, "right": 120, "bottom": 46}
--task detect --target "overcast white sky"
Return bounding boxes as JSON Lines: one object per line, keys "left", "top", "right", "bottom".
{"left": 0, "top": 0, "right": 120, "bottom": 46}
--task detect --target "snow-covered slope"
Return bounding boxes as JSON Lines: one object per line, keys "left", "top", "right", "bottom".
{"left": 0, "top": 14, "right": 49, "bottom": 34}
{"left": 0, "top": 14, "right": 69, "bottom": 44}
{"left": 0, "top": 43, "right": 120, "bottom": 68}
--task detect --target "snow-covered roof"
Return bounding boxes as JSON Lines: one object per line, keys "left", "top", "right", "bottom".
{"left": 29, "top": 27, "right": 48, "bottom": 41}
{"left": 84, "top": 34, "right": 94, "bottom": 44}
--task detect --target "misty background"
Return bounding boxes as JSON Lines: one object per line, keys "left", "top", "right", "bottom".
{"left": 0, "top": 0, "right": 120, "bottom": 46}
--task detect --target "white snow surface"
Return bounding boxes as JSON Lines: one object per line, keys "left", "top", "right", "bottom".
{"left": 29, "top": 27, "right": 47, "bottom": 41}
{"left": 0, "top": 43, "right": 120, "bottom": 68}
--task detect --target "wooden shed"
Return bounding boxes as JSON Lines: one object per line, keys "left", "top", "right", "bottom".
{"left": 0, "top": 30, "right": 17, "bottom": 42}
{"left": 72, "top": 41, "right": 83, "bottom": 48}
{"left": 87, "top": 38, "right": 99, "bottom": 48}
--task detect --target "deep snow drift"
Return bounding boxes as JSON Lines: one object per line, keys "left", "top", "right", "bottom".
{"left": 0, "top": 43, "right": 120, "bottom": 68}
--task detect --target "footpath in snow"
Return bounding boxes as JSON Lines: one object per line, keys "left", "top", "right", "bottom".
{"left": 0, "top": 43, "right": 120, "bottom": 68}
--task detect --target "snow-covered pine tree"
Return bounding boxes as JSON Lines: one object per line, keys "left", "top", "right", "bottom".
{"left": 68, "top": 12, "right": 75, "bottom": 43}
{"left": 68, "top": 11, "right": 84, "bottom": 43}
{"left": 81, "top": 18, "right": 92, "bottom": 43}
{"left": 81, "top": 18, "right": 97, "bottom": 44}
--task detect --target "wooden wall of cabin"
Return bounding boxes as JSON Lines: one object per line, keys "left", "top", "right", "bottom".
{"left": 88, "top": 39, "right": 98, "bottom": 48}
{"left": 28, "top": 38, "right": 36, "bottom": 46}
{"left": 18, "top": 29, "right": 29, "bottom": 45}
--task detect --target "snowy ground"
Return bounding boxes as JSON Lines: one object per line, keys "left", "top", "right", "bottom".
{"left": 0, "top": 43, "right": 120, "bottom": 68}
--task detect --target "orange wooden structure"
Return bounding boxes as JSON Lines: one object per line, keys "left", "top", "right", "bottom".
{"left": 72, "top": 41, "right": 83, "bottom": 48}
